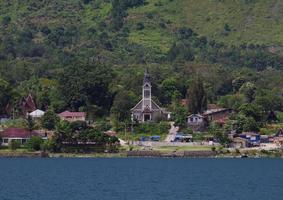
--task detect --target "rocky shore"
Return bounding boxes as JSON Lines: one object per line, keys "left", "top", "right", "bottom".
{"left": 1, "top": 149, "right": 283, "bottom": 158}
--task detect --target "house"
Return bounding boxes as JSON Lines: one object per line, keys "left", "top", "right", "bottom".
{"left": 0, "top": 128, "right": 47, "bottom": 146}
{"left": 21, "top": 94, "right": 37, "bottom": 115}
{"left": 58, "top": 111, "right": 86, "bottom": 122}
{"left": 28, "top": 109, "right": 45, "bottom": 119}
{"left": 187, "top": 114, "right": 206, "bottom": 132}
{"left": 203, "top": 108, "right": 234, "bottom": 126}
{"left": 230, "top": 137, "right": 248, "bottom": 148}
{"left": 131, "top": 70, "right": 168, "bottom": 122}
{"left": 239, "top": 132, "right": 261, "bottom": 146}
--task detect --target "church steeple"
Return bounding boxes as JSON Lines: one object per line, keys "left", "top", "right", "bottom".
{"left": 143, "top": 68, "right": 151, "bottom": 85}
{"left": 142, "top": 69, "right": 152, "bottom": 115}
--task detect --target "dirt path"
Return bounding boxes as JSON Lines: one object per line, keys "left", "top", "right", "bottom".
{"left": 164, "top": 122, "right": 179, "bottom": 142}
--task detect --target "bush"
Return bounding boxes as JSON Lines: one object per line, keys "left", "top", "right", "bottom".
{"left": 134, "top": 122, "right": 170, "bottom": 135}
{"left": 26, "top": 136, "right": 44, "bottom": 151}
{"left": 41, "top": 110, "right": 60, "bottom": 130}
{"left": 9, "top": 140, "right": 21, "bottom": 150}
{"left": 41, "top": 139, "right": 58, "bottom": 153}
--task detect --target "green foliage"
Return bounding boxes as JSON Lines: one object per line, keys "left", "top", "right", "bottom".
{"left": 53, "top": 120, "right": 119, "bottom": 152}
{"left": 41, "top": 139, "right": 58, "bottom": 153}
{"left": 239, "top": 82, "right": 256, "bottom": 103}
{"left": 25, "top": 115, "right": 35, "bottom": 132}
{"left": 41, "top": 110, "right": 60, "bottom": 130}
{"left": 134, "top": 121, "right": 170, "bottom": 135}
{"left": 172, "top": 105, "right": 187, "bottom": 128}
{"left": 111, "top": 90, "right": 137, "bottom": 122}
{"left": 26, "top": 136, "right": 44, "bottom": 151}
{"left": 225, "top": 113, "right": 259, "bottom": 134}
{"left": 188, "top": 77, "right": 207, "bottom": 114}
{"left": 0, "top": 0, "right": 282, "bottom": 132}
{"left": 9, "top": 140, "right": 21, "bottom": 150}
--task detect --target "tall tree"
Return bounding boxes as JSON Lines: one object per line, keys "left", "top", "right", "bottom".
{"left": 188, "top": 77, "right": 207, "bottom": 114}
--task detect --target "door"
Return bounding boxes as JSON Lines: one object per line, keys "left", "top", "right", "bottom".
{"left": 144, "top": 114, "right": 151, "bottom": 122}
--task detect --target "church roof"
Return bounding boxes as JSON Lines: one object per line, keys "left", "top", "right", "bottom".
{"left": 131, "top": 99, "right": 162, "bottom": 112}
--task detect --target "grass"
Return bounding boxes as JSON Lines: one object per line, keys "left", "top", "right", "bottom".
{"left": 154, "top": 145, "right": 212, "bottom": 152}
{"left": 126, "top": 0, "right": 283, "bottom": 52}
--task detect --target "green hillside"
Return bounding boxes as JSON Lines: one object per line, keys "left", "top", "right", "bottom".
{"left": 127, "top": 0, "right": 283, "bottom": 53}
{"left": 0, "top": 0, "right": 283, "bottom": 122}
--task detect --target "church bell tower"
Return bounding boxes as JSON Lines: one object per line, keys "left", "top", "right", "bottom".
{"left": 142, "top": 69, "right": 152, "bottom": 121}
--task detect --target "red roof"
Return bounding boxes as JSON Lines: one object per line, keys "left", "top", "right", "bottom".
{"left": 22, "top": 94, "right": 37, "bottom": 114}
{"left": 58, "top": 111, "right": 86, "bottom": 118}
{"left": 1, "top": 128, "right": 42, "bottom": 138}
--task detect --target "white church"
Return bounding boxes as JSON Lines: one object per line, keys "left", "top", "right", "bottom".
{"left": 131, "top": 70, "right": 170, "bottom": 122}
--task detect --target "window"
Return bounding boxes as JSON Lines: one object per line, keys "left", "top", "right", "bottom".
{"left": 144, "top": 90, "right": 150, "bottom": 98}
{"left": 3, "top": 139, "right": 8, "bottom": 144}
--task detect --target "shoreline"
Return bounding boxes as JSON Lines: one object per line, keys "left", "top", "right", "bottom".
{"left": 0, "top": 149, "right": 283, "bottom": 158}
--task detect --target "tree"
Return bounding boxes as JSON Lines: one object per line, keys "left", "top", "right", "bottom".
{"left": 239, "top": 103, "right": 262, "bottom": 121}
{"left": 225, "top": 114, "right": 259, "bottom": 134}
{"left": 172, "top": 104, "right": 188, "bottom": 128}
{"left": 160, "top": 78, "right": 181, "bottom": 105}
{"left": 188, "top": 77, "right": 207, "bottom": 114}
{"left": 41, "top": 110, "right": 60, "bottom": 130}
{"left": 26, "top": 136, "right": 44, "bottom": 151}
{"left": 0, "top": 79, "right": 11, "bottom": 115}
{"left": 111, "top": 90, "right": 136, "bottom": 122}
{"left": 239, "top": 82, "right": 256, "bottom": 103}
{"left": 26, "top": 115, "right": 35, "bottom": 133}
{"left": 58, "top": 64, "right": 114, "bottom": 114}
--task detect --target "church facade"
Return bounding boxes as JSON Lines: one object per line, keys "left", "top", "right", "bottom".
{"left": 131, "top": 71, "right": 168, "bottom": 122}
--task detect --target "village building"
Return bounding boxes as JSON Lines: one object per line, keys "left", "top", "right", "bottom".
{"left": 187, "top": 114, "right": 207, "bottom": 132}
{"left": 21, "top": 94, "right": 37, "bottom": 115}
{"left": 28, "top": 109, "right": 45, "bottom": 119}
{"left": 0, "top": 128, "right": 47, "bottom": 146}
{"left": 230, "top": 137, "right": 248, "bottom": 148}
{"left": 131, "top": 70, "right": 168, "bottom": 122}
{"left": 203, "top": 108, "right": 234, "bottom": 126}
{"left": 58, "top": 111, "right": 86, "bottom": 122}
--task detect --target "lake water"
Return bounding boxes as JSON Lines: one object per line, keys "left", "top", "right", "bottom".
{"left": 0, "top": 158, "right": 283, "bottom": 200}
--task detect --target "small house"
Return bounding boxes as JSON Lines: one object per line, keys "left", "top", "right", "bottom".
{"left": 28, "top": 109, "right": 45, "bottom": 119}
{"left": 239, "top": 132, "right": 261, "bottom": 146}
{"left": 187, "top": 114, "right": 206, "bottom": 131}
{"left": 230, "top": 137, "right": 248, "bottom": 148}
{"left": 21, "top": 94, "right": 37, "bottom": 115}
{"left": 203, "top": 108, "right": 234, "bottom": 126}
{"left": 58, "top": 111, "right": 86, "bottom": 122}
{"left": 0, "top": 128, "right": 47, "bottom": 146}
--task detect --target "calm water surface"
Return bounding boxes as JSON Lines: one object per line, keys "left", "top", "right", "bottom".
{"left": 0, "top": 158, "right": 283, "bottom": 200}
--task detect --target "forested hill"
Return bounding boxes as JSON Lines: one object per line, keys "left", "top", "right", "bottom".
{"left": 0, "top": 0, "right": 283, "bottom": 119}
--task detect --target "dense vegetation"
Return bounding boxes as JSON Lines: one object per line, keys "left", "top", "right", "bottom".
{"left": 0, "top": 0, "right": 283, "bottom": 136}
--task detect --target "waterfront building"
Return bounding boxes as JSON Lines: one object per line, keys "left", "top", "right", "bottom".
{"left": 58, "top": 111, "right": 86, "bottom": 122}
{"left": 0, "top": 128, "right": 47, "bottom": 146}
{"left": 131, "top": 70, "right": 168, "bottom": 122}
